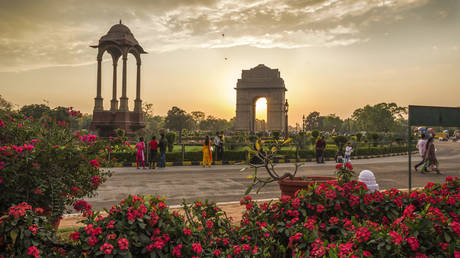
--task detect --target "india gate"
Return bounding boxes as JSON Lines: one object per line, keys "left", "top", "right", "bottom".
{"left": 235, "top": 64, "right": 287, "bottom": 133}
{"left": 90, "top": 21, "right": 146, "bottom": 137}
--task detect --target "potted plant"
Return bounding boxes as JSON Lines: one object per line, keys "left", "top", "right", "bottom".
{"left": 242, "top": 137, "right": 337, "bottom": 197}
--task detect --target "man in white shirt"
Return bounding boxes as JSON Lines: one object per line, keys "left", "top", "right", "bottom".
{"left": 344, "top": 142, "right": 353, "bottom": 163}
{"left": 414, "top": 134, "right": 426, "bottom": 171}
{"left": 213, "top": 134, "right": 221, "bottom": 160}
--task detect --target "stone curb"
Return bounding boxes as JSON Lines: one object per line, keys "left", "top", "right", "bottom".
{"left": 107, "top": 151, "right": 418, "bottom": 168}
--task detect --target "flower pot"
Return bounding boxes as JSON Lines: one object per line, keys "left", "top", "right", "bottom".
{"left": 40, "top": 207, "right": 62, "bottom": 231}
{"left": 278, "top": 176, "right": 337, "bottom": 197}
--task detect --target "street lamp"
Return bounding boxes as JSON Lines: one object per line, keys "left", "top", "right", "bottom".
{"left": 284, "top": 99, "right": 289, "bottom": 139}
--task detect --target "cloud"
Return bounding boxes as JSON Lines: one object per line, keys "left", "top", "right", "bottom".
{"left": 0, "top": 0, "right": 433, "bottom": 72}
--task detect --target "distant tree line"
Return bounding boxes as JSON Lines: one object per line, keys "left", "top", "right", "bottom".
{"left": 303, "top": 102, "right": 408, "bottom": 134}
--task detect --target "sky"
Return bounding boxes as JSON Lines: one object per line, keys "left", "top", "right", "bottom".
{"left": 0, "top": 0, "right": 459, "bottom": 125}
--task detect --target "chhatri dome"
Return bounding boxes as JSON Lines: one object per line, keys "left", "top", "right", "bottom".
{"left": 93, "top": 20, "right": 146, "bottom": 54}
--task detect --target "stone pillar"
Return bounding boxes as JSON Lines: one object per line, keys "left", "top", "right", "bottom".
{"left": 134, "top": 62, "right": 142, "bottom": 113}
{"left": 119, "top": 55, "right": 129, "bottom": 111}
{"left": 110, "top": 61, "right": 118, "bottom": 111}
{"left": 94, "top": 57, "right": 103, "bottom": 111}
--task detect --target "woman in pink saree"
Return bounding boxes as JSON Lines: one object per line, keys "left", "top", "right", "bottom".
{"left": 135, "top": 137, "right": 146, "bottom": 169}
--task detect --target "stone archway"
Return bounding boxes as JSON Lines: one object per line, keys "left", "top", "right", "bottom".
{"left": 235, "top": 64, "right": 287, "bottom": 133}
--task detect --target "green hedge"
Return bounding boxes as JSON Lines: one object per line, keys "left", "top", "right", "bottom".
{"left": 109, "top": 145, "right": 414, "bottom": 164}
{"left": 110, "top": 150, "right": 249, "bottom": 163}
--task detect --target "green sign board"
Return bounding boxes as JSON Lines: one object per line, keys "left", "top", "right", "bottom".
{"left": 409, "top": 105, "right": 460, "bottom": 127}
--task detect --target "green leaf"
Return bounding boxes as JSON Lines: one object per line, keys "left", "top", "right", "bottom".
{"left": 10, "top": 230, "right": 18, "bottom": 244}
{"left": 245, "top": 185, "right": 253, "bottom": 195}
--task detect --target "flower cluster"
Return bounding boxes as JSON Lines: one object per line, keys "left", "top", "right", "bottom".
{"left": 2, "top": 178, "right": 459, "bottom": 257}
{"left": 0, "top": 110, "right": 122, "bottom": 224}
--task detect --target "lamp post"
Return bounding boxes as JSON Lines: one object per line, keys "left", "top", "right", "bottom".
{"left": 284, "top": 99, "right": 289, "bottom": 139}
{"left": 302, "top": 115, "right": 306, "bottom": 132}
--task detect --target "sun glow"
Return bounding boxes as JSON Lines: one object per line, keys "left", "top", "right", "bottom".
{"left": 255, "top": 97, "right": 267, "bottom": 120}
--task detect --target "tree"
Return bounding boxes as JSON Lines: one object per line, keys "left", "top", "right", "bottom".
{"left": 164, "top": 106, "right": 193, "bottom": 142}
{"left": 305, "top": 111, "right": 320, "bottom": 131}
{"left": 20, "top": 104, "right": 52, "bottom": 120}
{"left": 191, "top": 111, "right": 206, "bottom": 130}
{"left": 352, "top": 103, "right": 407, "bottom": 132}
{"left": 320, "top": 114, "right": 343, "bottom": 133}
{"left": 143, "top": 103, "right": 165, "bottom": 136}
{"left": 0, "top": 95, "right": 13, "bottom": 110}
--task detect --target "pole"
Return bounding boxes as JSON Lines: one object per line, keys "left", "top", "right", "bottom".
{"left": 408, "top": 124, "right": 412, "bottom": 191}
{"left": 181, "top": 144, "right": 185, "bottom": 163}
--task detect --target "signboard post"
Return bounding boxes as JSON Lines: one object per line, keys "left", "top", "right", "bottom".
{"left": 408, "top": 105, "right": 460, "bottom": 191}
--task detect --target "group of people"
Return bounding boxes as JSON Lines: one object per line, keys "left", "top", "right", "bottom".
{"left": 203, "top": 133, "right": 225, "bottom": 167}
{"left": 135, "top": 132, "right": 168, "bottom": 169}
{"left": 315, "top": 136, "right": 354, "bottom": 164}
{"left": 134, "top": 132, "right": 225, "bottom": 169}
{"left": 414, "top": 133, "right": 440, "bottom": 174}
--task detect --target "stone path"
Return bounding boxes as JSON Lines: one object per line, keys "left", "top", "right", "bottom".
{"left": 84, "top": 141, "right": 460, "bottom": 211}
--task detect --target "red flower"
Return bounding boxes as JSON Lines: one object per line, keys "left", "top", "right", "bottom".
{"left": 88, "top": 235, "right": 98, "bottom": 246}
{"left": 206, "top": 220, "right": 214, "bottom": 229}
{"left": 213, "top": 249, "right": 222, "bottom": 256}
{"left": 172, "top": 244, "right": 182, "bottom": 257}
{"left": 69, "top": 232, "right": 80, "bottom": 242}
{"left": 389, "top": 231, "right": 403, "bottom": 245}
{"left": 27, "top": 246, "right": 40, "bottom": 258}
{"left": 345, "top": 163, "right": 353, "bottom": 170}
{"left": 89, "top": 159, "right": 100, "bottom": 168}
{"left": 407, "top": 236, "right": 419, "bottom": 251}
{"left": 74, "top": 200, "right": 91, "bottom": 212}
{"left": 354, "top": 227, "right": 371, "bottom": 243}
{"left": 100, "top": 242, "right": 114, "bottom": 254}
{"left": 233, "top": 245, "right": 242, "bottom": 255}
{"left": 29, "top": 224, "right": 38, "bottom": 235}
{"left": 183, "top": 228, "right": 192, "bottom": 236}
{"left": 363, "top": 251, "right": 372, "bottom": 257}
{"left": 118, "top": 238, "right": 129, "bottom": 250}
{"left": 192, "top": 243, "right": 203, "bottom": 254}
{"left": 316, "top": 204, "right": 325, "bottom": 213}
{"left": 450, "top": 221, "right": 460, "bottom": 237}
{"left": 336, "top": 164, "right": 343, "bottom": 169}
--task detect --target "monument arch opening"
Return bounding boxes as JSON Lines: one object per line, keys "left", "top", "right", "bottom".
{"left": 235, "top": 64, "right": 287, "bottom": 133}
{"left": 254, "top": 97, "right": 267, "bottom": 132}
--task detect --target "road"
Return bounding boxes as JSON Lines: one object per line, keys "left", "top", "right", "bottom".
{"left": 85, "top": 141, "right": 460, "bottom": 211}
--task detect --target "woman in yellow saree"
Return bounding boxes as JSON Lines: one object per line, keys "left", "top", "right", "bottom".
{"left": 202, "top": 136, "right": 213, "bottom": 167}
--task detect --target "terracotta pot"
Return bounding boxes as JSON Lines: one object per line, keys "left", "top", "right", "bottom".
{"left": 40, "top": 207, "right": 62, "bottom": 231}
{"left": 278, "top": 176, "right": 337, "bottom": 197}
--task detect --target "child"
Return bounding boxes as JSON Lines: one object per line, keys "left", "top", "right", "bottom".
{"left": 344, "top": 142, "right": 353, "bottom": 163}
{"left": 135, "top": 137, "right": 146, "bottom": 169}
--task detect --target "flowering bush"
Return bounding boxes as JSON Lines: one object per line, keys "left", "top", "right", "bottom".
{"left": 0, "top": 109, "right": 125, "bottom": 223}
{"left": 335, "top": 162, "right": 354, "bottom": 182}
{"left": 1, "top": 177, "right": 459, "bottom": 257}
{"left": 0, "top": 202, "right": 69, "bottom": 257}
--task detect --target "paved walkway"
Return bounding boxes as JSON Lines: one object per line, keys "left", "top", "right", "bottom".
{"left": 85, "top": 141, "right": 460, "bottom": 211}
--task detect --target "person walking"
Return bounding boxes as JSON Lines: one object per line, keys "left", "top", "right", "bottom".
{"left": 158, "top": 131, "right": 168, "bottom": 168}
{"left": 421, "top": 136, "right": 440, "bottom": 174}
{"left": 315, "top": 136, "right": 326, "bottom": 163}
{"left": 203, "top": 135, "right": 213, "bottom": 167}
{"left": 213, "top": 133, "right": 221, "bottom": 161}
{"left": 148, "top": 136, "right": 158, "bottom": 169}
{"left": 219, "top": 131, "right": 224, "bottom": 161}
{"left": 414, "top": 133, "right": 426, "bottom": 172}
{"left": 135, "top": 137, "right": 146, "bottom": 169}
{"left": 344, "top": 142, "right": 353, "bottom": 163}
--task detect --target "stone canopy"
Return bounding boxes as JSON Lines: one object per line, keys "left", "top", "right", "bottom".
{"left": 91, "top": 21, "right": 146, "bottom": 55}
